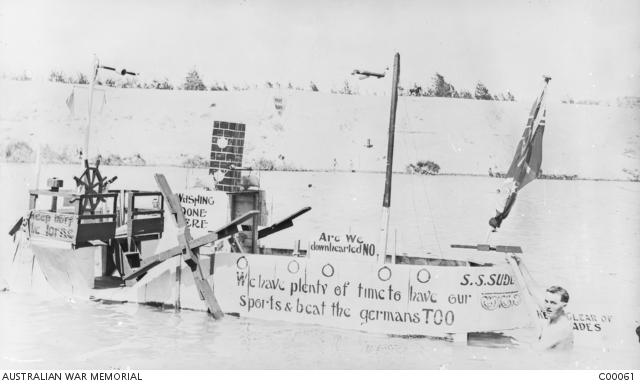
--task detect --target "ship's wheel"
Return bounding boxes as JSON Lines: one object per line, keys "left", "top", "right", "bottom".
{"left": 74, "top": 159, "right": 117, "bottom": 214}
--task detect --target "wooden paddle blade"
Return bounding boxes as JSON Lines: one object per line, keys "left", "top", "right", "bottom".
{"left": 495, "top": 245, "right": 522, "bottom": 254}
{"left": 177, "top": 230, "right": 224, "bottom": 319}
{"left": 218, "top": 210, "right": 260, "bottom": 238}
{"left": 258, "top": 221, "right": 293, "bottom": 239}
{"left": 8, "top": 217, "right": 23, "bottom": 236}
{"left": 450, "top": 244, "right": 523, "bottom": 254}
{"left": 154, "top": 173, "right": 187, "bottom": 227}
{"left": 124, "top": 212, "right": 260, "bottom": 281}
{"left": 258, "top": 206, "right": 311, "bottom": 239}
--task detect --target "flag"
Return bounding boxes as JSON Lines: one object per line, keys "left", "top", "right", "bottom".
{"left": 489, "top": 77, "right": 550, "bottom": 230}
{"left": 65, "top": 88, "right": 75, "bottom": 115}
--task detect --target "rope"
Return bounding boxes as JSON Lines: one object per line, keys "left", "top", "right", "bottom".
{"left": 399, "top": 133, "right": 426, "bottom": 252}
{"left": 485, "top": 228, "right": 495, "bottom": 243}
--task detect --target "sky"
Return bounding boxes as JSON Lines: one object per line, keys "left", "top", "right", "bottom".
{"left": 1, "top": 0, "right": 639, "bottom": 101}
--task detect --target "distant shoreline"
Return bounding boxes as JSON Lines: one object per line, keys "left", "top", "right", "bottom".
{"left": 2, "top": 160, "right": 637, "bottom": 183}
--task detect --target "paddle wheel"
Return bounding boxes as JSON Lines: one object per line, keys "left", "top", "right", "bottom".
{"left": 73, "top": 159, "right": 117, "bottom": 215}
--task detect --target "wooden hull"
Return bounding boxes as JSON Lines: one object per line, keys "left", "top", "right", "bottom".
{"left": 12, "top": 239, "right": 528, "bottom": 337}
{"left": 8, "top": 239, "right": 635, "bottom": 351}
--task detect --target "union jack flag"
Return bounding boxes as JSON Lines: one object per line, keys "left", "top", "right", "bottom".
{"left": 489, "top": 77, "right": 550, "bottom": 230}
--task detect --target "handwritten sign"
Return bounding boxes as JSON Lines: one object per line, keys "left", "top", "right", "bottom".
{"left": 176, "top": 190, "right": 229, "bottom": 236}
{"left": 212, "top": 253, "right": 529, "bottom": 335}
{"left": 308, "top": 232, "right": 377, "bottom": 259}
{"left": 566, "top": 312, "right": 613, "bottom": 333}
{"left": 274, "top": 96, "right": 285, "bottom": 115}
{"left": 28, "top": 211, "right": 78, "bottom": 242}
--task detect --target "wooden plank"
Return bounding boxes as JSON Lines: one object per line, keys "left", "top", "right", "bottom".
{"left": 8, "top": 217, "right": 23, "bottom": 236}
{"left": 229, "top": 235, "right": 245, "bottom": 253}
{"left": 152, "top": 174, "right": 224, "bottom": 318}
{"left": 130, "top": 191, "right": 164, "bottom": 197}
{"left": 123, "top": 258, "right": 164, "bottom": 281}
{"left": 75, "top": 222, "right": 116, "bottom": 243}
{"left": 29, "top": 190, "right": 79, "bottom": 198}
{"left": 495, "top": 245, "right": 523, "bottom": 254}
{"left": 450, "top": 244, "right": 523, "bottom": 254}
{"left": 173, "top": 258, "right": 181, "bottom": 310}
{"left": 126, "top": 192, "right": 135, "bottom": 251}
{"left": 78, "top": 214, "right": 117, "bottom": 220}
{"left": 178, "top": 231, "right": 224, "bottom": 319}
{"left": 216, "top": 210, "right": 259, "bottom": 238}
{"left": 251, "top": 192, "right": 259, "bottom": 254}
{"left": 258, "top": 221, "right": 292, "bottom": 239}
{"left": 29, "top": 194, "right": 37, "bottom": 210}
{"left": 131, "top": 217, "right": 164, "bottom": 236}
{"left": 132, "top": 208, "right": 164, "bottom": 215}
{"left": 154, "top": 174, "right": 186, "bottom": 227}
{"left": 258, "top": 206, "right": 311, "bottom": 239}
{"left": 123, "top": 211, "right": 257, "bottom": 281}
{"left": 229, "top": 191, "right": 260, "bottom": 253}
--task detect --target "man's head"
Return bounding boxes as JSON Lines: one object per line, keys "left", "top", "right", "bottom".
{"left": 544, "top": 286, "right": 569, "bottom": 320}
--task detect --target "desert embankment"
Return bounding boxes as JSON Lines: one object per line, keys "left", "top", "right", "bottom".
{"left": 1, "top": 79, "right": 638, "bottom": 180}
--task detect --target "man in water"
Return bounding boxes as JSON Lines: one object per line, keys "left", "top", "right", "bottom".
{"left": 507, "top": 255, "right": 574, "bottom": 350}
{"left": 537, "top": 285, "right": 574, "bottom": 350}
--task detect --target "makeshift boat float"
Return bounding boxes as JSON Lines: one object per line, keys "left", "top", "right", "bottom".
{"left": 5, "top": 54, "right": 629, "bottom": 348}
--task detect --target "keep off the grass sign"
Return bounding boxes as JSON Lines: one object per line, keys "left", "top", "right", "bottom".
{"left": 28, "top": 211, "right": 78, "bottom": 242}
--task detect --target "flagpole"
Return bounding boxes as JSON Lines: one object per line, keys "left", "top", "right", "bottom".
{"left": 378, "top": 53, "right": 400, "bottom": 265}
{"left": 83, "top": 55, "right": 99, "bottom": 164}
{"left": 348, "top": 57, "right": 394, "bottom": 264}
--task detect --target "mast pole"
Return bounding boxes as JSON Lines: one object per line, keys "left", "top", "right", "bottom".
{"left": 83, "top": 55, "right": 99, "bottom": 164}
{"left": 33, "top": 134, "right": 42, "bottom": 190}
{"left": 378, "top": 53, "right": 400, "bottom": 264}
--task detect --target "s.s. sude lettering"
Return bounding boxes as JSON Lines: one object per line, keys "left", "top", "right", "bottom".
{"left": 459, "top": 273, "right": 515, "bottom": 287}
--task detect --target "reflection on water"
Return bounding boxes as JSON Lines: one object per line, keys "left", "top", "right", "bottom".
{"left": 1, "top": 164, "right": 639, "bottom": 369}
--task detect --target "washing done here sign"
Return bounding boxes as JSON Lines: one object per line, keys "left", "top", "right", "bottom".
{"left": 176, "top": 190, "right": 229, "bottom": 236}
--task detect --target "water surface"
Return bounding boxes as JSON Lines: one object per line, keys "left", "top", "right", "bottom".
{"left": 1, "top": 164, "right": 639, "bottom": 369}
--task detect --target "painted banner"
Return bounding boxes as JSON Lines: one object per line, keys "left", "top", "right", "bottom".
{"left": 176, "top": 190, "right": 229, "bottom": 236}
{"left": 565, "top": 311, "right": 615, "bottom": 333}
{"left": 111, "top": 252, "right": 625, "bottom": 345}
{"left": 28, "top": 211, "right": 78, "bottom": 242}
{"left": 212, "top": 253, "right": 530, "bottom": 335}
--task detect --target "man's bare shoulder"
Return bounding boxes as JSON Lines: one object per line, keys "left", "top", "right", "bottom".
{"left": 541, "top": 315, "right": 574, "bottom": 350}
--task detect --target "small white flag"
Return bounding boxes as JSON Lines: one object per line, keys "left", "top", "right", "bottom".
{"left": 65, "top": 88, "right": 75, "bottom": 115}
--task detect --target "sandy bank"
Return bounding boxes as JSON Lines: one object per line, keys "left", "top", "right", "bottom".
{"left": 1, "top": 79, "right": 638, "bottom": 180}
